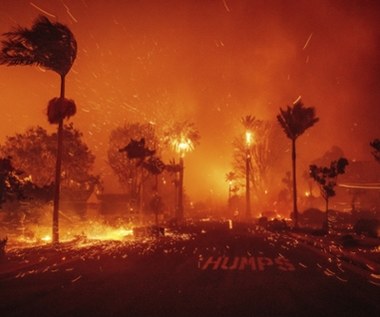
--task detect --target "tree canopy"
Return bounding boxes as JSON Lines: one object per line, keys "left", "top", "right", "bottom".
{"left": 163, "top": 120, "right": 200, "bottom": 156}
{"left": 309, "top": 158, "right": 349, "bottom": 201}
{"left": 277, "top": 99, "right": 319, "bottom": 141}
{"left": 0, "top": 124, "right": 98, "bottom": 201}
{"left": 108, "top": 122, "right": 158, "bottom": 191}
{"left": 0, "top": 157, "right": 26, "bottom": 208}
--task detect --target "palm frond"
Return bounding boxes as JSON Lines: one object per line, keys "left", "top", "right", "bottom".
{"left": 0, "top": 15, "right": 77, "bottom": 76}
{"left": 277, "top": 99, "right": 319, "bottom": 140}
{"left": 241, "top": 115, "right": 257, "bottom": 130}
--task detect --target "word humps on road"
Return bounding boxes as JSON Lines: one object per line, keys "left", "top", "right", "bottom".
{"left": 200, "top": 256, "right": 296, "bottom": 271}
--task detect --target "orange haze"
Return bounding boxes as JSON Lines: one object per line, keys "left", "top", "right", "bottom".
{"left": 0, "top": 0, "right": 379, "bottom": 202}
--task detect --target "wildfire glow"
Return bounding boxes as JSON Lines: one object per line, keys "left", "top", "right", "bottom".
{"left": 10, "top": 222, "right": 135, "bottom": 247}
{"left": 171, "top": 136, "right": 194, "bottom": 157}
{"left": 87, "top": 227, "right": 133, "bottom": 241}
{"left": 245, "top": 131, "right": 253, "bottom": 147}
{"left": 41, "top": 235, "right": 52, "bottom": 242}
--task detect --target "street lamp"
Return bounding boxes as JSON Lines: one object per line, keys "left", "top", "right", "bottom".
{"left": 245, "top": 130, "right": 253, "bottom": 220}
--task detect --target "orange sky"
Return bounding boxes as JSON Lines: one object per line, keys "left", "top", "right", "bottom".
{"left": 0, "top": 0, "right": 379, "bottom": 201}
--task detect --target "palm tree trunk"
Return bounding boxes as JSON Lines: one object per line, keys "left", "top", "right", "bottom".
{"left": 292, "top": 138, "right": 298, "bottom": 228}
{"left": 245, "top": 150, "right": 251, "bottom": 220}
{"left": 178, "top": 157, "right": 184, "bottom": 220}
{"left": 173, "top": 180, "right": 178, "bottom": 219}
{"left": 228, "top": 183, "right": 232, "bottom": 212}
{"left": 52, "top": 74, "right": 65, "bottom": 244}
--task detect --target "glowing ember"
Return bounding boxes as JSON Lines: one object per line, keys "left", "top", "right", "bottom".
{"left": 41, "top": 235, "right": 52, "bottom": 242}
{"left": 8, "top": 222, "right": 135, "bottom": 247}
{"left": 87, "top": 227, "right": 134, "bottom": 241}
{"left": 171, "top": 136, "right": 194, "bottom": 157}
{"left": 245, "top": 131, "right": 253, "bottom": 147}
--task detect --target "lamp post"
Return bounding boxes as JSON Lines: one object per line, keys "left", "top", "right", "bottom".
{"left": 245, "top": 130, "right": 253, "bottom": 220}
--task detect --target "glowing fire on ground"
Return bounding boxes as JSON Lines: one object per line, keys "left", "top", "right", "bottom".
{"left": 11, "top": 222, "right": 134, "bottom": 247}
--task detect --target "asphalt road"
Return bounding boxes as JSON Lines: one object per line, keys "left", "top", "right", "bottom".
{"left": 0, "top": 222, "right": 379, "bottom": 317}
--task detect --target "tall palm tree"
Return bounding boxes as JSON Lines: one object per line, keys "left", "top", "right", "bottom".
{"left": 240, "top": 115, "right": 259, "bottom": 220}
{"left": 277, "top": 98, "right": 319, "bottom": 228}
{"left": 0, "top": 15, "right": 77, "bottom": 243}
{"left": 165, "top": 158, "right": 182, "bottom": 217}
{"left": 164, "top": 121, "right": 200, "bottom": 220}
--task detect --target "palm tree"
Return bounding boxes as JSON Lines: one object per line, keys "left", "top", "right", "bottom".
{"left": 165, "top": 158, "right": 182, "bottom": 217}
{"left": 277, "top": 98, "right": 319, "bottom": 228}
{"left": 0, "top": 15, "right": 77, "bottom": 243}
{"left": 164, "top": 121, "right": 200, "bottom": 220}
{"left": 119, "top": 138, "right": 156, "bottom": 215}
{"left": 240, "top": 115, "right": 259, "bottom": 220}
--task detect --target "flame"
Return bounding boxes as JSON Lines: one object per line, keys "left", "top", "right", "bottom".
{"left": 41, "top": 235, "right": 52, "bottom": 242}
{"left": 87, "top": 227, "right": 133, "bottom": 241}
{"left": 171, "top": 136, "right": 194, "bottom": 157}
{"left": 245, "top": 131, "right": 253, "bottom": 147}
{"left": 10, "top": 222, "right": 135, "bottom": 247}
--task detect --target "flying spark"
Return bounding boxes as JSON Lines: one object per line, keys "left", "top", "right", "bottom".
{"left": 303, "top": 33, "right": 313, "bottom": 50}
{"left": 222, "top": 0, "right": 231, "bottom": 13}
{"left": 30, "top": 2, "right": 56, "bottom": 18}
{"left": 62, "top": 2, "right": 78, "bottom": 23}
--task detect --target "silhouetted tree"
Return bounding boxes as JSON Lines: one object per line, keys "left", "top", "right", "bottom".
{"left": 277, "top": 98, "right": 319, "bottom": 228}
{"left": 142, "top": 156, "right": 165, "bottom": 190}
{"left": 0, "top": 16, "right": 77, "bottom": 243}
{"left": 370, "top": 139, "right": 380, "bottom": 163}
{"left": 309, "top": 157, "right": 349, "bottom": 233}
{"left": 0, "top": 124, "right": 98, "bottom": 203}
{"left": 165, "top": 159, "right": 182, "bottom": 174}
{"left": 120, "top": 138, "right": 156, "bottom": 163}
{"left": 303, "top": 146, "right": 346, "bottom": 207}
{"left": 0, "top": 157, "right": 26, "bottom": 208}
{"left": 108, "top": 123, "right": 158, "bottom": 212}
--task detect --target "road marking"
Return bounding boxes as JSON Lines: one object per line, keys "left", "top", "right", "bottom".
{"left": 200, "top": 256, "right": 295, "bottom": 271}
